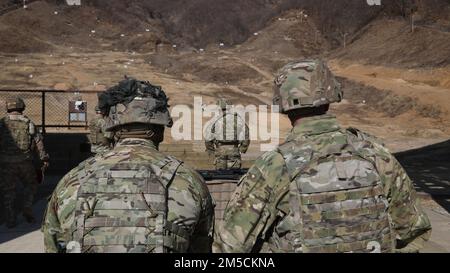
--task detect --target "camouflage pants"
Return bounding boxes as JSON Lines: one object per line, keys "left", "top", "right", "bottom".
{"left": 0, "top": 160, "right": 38, "bottom": 224}
{"left": 214, "top": 145, "right": 242, "bottom": 170}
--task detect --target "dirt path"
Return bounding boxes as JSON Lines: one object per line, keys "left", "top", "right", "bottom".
{"left": 225, "top": 56, "right": 274, "bottom": 81}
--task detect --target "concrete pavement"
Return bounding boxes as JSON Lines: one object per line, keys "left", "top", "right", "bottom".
{"left": 0, "top": 198, "right": 449, "bottom": 253}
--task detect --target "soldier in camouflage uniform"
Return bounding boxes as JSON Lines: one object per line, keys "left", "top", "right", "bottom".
{"left": 0, "top": 97, "right": 49, "bottom": 228}
{"left": 205, "top": 99, "right": 250, "bottom": 170}
{"left": 42, "top": 78, "right": 214, "bottom": 253}
{"left": 88, "top": 105, "right": 113, "bottom": 154}
{"left": 213, "top": 60, "right": 431, "bottom": 253}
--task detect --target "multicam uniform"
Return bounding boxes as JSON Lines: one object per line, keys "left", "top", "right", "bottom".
{"left": 205, "top": 111, "right": 250, "bottom": 170}
{"left": 214, "top": 115, "right": 431, "bottom": 253}
{"left": 42, "top": 77, "right": 214, "bottom": 253}
{"left": 0, "top": 113, "right": 49, "bottom": 226}
{"left": 213, "top": 59, "right": 431, "bottom": 253}
{"left": 88, "top": 115, "right": 113, "bottom": 154}
{"left": 43, "top": 138, "right": 214, "bottom": 253}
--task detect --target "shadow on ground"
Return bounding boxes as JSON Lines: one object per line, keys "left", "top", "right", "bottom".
{"left": 396, "top": 139, "right": 450, "bottom": 213}
{"left": 0, "top": 176, "right": 60, "bottom": 245}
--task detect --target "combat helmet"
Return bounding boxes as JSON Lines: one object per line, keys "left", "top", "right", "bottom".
{"left": 217, "top": 98, "right": 232, "bottom": 111}
{"left": 6, "top": 97, "right": 26, "bottom": 112}
{"left": 273, "top": 59, "right": 342, "bottom": 114}
{"left": 99, "top": 77, "right": 173, "bottom": 132}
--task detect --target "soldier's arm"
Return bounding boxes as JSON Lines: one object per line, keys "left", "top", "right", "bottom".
{"left": 376, "top": 151, "right": 432, "bottom": 252}
{"left": 204, "top": 128, "right": 216, "bottom": 154}
{"left": 169, "top": 166, "right": 215, "bottom": 253}
{"left": 189, "top": 185, "right": 215, "bottom": 253}
{"left": 213, "top": 151, "right": 289, "bottom": 253}
{"left": 42, "top": 190, "right": 62, "bottom": 253}
{"left": 42, "top": 169, "right": 80, "bottom": 253}
{"left": 204, "top": 120, "right": 218, "bottom": 153}
{"left": 30, "top": 122, "right": 49, "bottom": 161}
{"left": 187, "top": 168, "right": 215, "bottom": 253}
{"left": 189, "top": 207, "right": 215, "bottom": 253}
{"left": 239, "top": 123, "right": 250, "bottom": 153}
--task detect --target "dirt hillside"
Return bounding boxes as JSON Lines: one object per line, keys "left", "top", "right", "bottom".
{"left": 333, "top": 18, "right": 450, "bottom": 68}
{"left": 0, "top": 0, "right": 448, "bottom": 153}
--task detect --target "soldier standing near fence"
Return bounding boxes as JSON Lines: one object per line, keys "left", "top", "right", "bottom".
{"left": 205, "top": 99, "right": 250, "bottom": 170}
{"left": 88, "top": 105, "right": 113, "bottom": 154}
{"left": 0, "top": 97, "right": 49, "bottom": 228}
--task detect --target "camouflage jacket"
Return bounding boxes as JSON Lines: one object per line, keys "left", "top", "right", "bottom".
{"left": 205, "top": 112, "right": 250, "bottom": 154}
{"left": 42, "top": 138, "right": 215, "bottom": 253}
{"left": 0, "top": 113, "right": 48, "bottom": 163}
{"left": 213, "top": 114, "right": 431, "bottom": 253}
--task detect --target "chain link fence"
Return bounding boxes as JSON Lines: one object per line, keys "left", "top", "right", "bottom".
{"left": 0, "top": 89, "right": 103, "bottom": 132}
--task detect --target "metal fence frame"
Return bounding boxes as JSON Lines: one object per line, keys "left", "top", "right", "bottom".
{"left": 0, "top": 89, "right": 103, "bottom": 133}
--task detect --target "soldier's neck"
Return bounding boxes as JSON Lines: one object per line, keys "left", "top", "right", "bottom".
{"left": 291, "top": 113, "right": 332, "bottom": 127}
{"left": 118, "top": 137, "right": 159, "bottom": 150}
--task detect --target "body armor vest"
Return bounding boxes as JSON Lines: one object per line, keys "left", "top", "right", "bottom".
{"left": 0, "top": 115, "right": 32, "bottom": 159}
{"left": 68, "top": 155, "right": 191, "bottom": 253}
{"left": 277, "top": 128, "right": 395, "bottom": 253}
{"left": 212, "top": 113, "right": 239, "bottom": 145}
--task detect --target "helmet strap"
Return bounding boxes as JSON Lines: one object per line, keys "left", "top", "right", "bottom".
{"left": 117, "top": 126, "right": 164, "bottom": 144}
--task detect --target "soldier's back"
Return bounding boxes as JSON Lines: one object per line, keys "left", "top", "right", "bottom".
{"left": 44, "top": 138, "right": 214, "bottom": 253}
{"left": 210, "top": 113, "right": 247, "bottom": 142}
{"left": 0, "top": 114, "right": 32, "bottom": 161}
{"left": 276, "top": 121, "right": 396, "bottom": 252}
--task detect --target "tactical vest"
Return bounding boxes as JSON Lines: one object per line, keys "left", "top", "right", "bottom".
{"left": 0, "top": 115, "right": 32, "bottom": 158}
{"left": 67, "top": 156, "right": 192, "bottom": 253}
{"left": 213, "top": 113, "right": 239, "bottom": 145}
{"left": 277, "top": 128, "right": 395, "bottom": 253}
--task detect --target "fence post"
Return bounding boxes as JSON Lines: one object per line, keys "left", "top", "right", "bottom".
{"left": 41, "top": 91, "right": 46, "bottom": 134}
{"left": 85, "top": 102, "right": 88, "bottom": 130}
